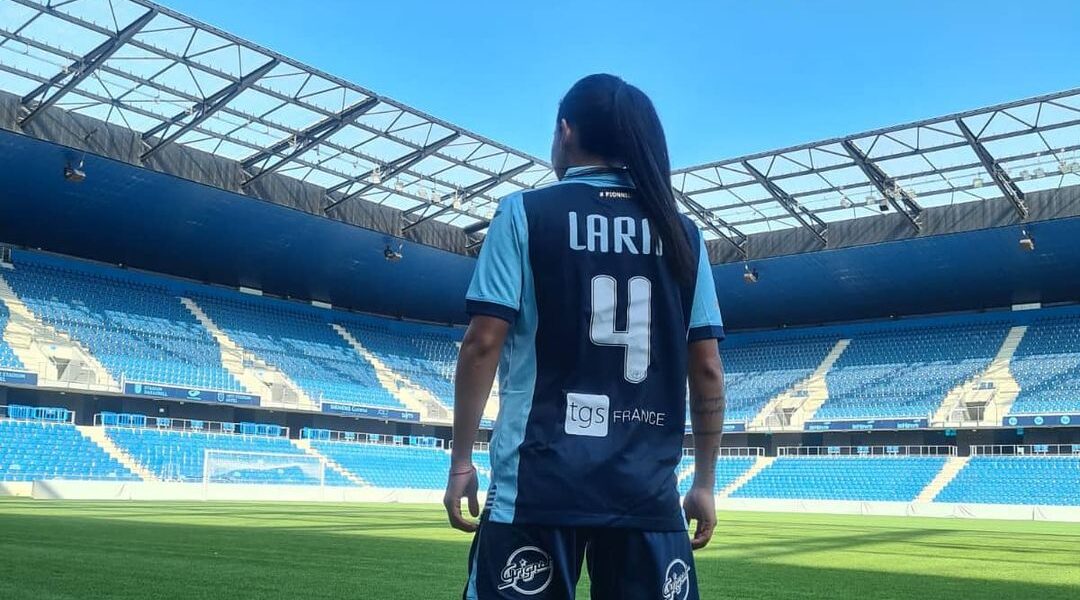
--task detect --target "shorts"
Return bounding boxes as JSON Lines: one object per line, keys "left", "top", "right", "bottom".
{"left": 462, "top": 516, "right": 699, "bottom": 600}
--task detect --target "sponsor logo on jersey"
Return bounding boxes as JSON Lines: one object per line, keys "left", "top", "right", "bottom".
{"left": 662, "top": 558, "right": 692, "bottom": 600}
{"left": 565, "top": 393, "right": 609, "bottom": 437}
{"left": 499, "top": 546, "right": 553, "bottom": 595}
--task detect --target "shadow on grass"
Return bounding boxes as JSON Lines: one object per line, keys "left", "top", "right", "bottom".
{"left": 0, "top": 510, "right": 1077, "bottom": 600}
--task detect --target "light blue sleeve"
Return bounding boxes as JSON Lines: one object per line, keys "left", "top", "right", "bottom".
{"left": 688, "top": 232, "right": 725, "bottom": 341}
{"left": 465, "top": 193, "right": 527, "bottom": 323}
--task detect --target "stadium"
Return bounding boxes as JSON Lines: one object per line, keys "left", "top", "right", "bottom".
{"left": 1, "top": 0, "right": 1079, "bottom": 598}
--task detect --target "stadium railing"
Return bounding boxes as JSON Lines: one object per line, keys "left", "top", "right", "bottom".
{"left": 95, "top": 413, "right": 289, "bottom": 438}
{"left": 778, "top": 445, "right": 957, "bottom": 457}
{"left": 445, "top": 440, "right": 490, "bottom": 452}
{"left": 299, "top": 426, "right": 442, "bottom": 448}
{"left": 681, "top": 446, "right": 765, "bottom": 457}
{"left": 2, "top": 404, "right": 75, "bottom": 424}
{"left": 970, "top": 444, "right": 1080, "bottom": 456}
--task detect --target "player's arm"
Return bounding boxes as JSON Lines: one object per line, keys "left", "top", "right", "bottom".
{"left": 444, "top": 193, "right": 526, "bottom": 533}
{"left": 683, "top": 231, "right": 725, "bottom": 550}
{"left": 685, "top": 340, "right": 725, "bottom": 549}
{"left": 444, "top": 316, "right": 508, "bottom": 532}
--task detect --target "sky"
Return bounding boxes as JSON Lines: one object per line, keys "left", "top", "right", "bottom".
{"left": 161, "top": 0, "right": 1080, "bottom": 168}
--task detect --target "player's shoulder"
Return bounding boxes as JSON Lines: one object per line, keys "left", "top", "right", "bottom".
{"left": 490, "top": 190, "right": 526, "bottom": 221}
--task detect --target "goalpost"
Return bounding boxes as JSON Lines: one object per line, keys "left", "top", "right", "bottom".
{"left": 202, "top": 450, "right": 326, "bottom": 500}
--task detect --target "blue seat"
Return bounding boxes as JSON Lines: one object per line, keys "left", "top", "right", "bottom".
{"left": 0, "top": 303, "right": 24, "bottom": 370}
{"left": 817, "top": 322, "right": 1009, "bottom": 420}
{"left": 105, "top": 424, "right": 354, "bottom": 487}
{"left": 310, "top": 441, "right": 460, "bottom": 490}
{"left": 4, "top": 254, "right": 243, "bottom": 392}
{"left": 1009, "top": 316, "right": 1080, "bottom": 415}
{"left": 0, "top": 418, "right": 138, "bottom": 482}
{"left": 194, "top": 295, "right": 407, "bottom": 410}
{"left": 733, "top": 456, "right": 946, "bottom": 501}
{"left": 937, "top": 455, "right": 1080, "bottom": 505}
{"left": 718, "top": 335, "right": 837, "bottom": 422}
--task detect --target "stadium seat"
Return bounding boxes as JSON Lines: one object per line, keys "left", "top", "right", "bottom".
{"left": 720, "top": 335, "right": 837, "bottom": 422}
{"left": 936, "top": 455, "right": 1080, "bottom": 506}
{"left": 3, "top": 254, "right": 242, "bottom": 392}
{"left": 339, "top": 319, "right": 462, "bottom": 411}
{"left": 105, "top": 423, "right": 353, "bottom": 486}
{"left": 0, "top": 303, "right": 24, "bottom": 370}
{"left": 818, "top": 321, "right": 1009, "bottom": 420}
{"left": 732, "top": 455, "right": 947, "bottom": 501}
{"left": 675, "top": 455, "right": 757, "bottom": 495}
{"left": 309, "top": 441, "right": 479, "bottom": 490}
{"left": 1009, "top": 315, "right": 1080, "bottom": 415}
{"left": 194, "top": 295, "right": 405, "bottom": 409}
{"left": 0, "top": 415, "right": 137, "bottom": 482}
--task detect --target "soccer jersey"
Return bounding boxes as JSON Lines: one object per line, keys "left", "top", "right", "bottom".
{"left": 466, "top": 166, "right": 724, "bottom": 531}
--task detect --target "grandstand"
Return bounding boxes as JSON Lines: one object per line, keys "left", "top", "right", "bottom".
{"left": 0, "top": 0, "right": 1076, "bottom": 532}
{"left": 1009, "top": 315, "right": 1080, "bottom": 416}
{"left": 0, "top": 242, "right": 1079, "bottom": 512}
{"left": 192, "top": 292, "right": 404, "bottom": 410}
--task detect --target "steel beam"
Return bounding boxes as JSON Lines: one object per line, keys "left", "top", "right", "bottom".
{"left": 323, "top": 133, "right": 460, "bottom": 213}
{"left": 841, "top": 140, "right": 922, "bottom": 230}
{"left": 241, "top": 96, "right": 380, "bottom": 188}
{"left": 19, "top": 9, "right": 157, "bottom": 127}
{"left": 742, "top": 161, "right": 828, "bottom": 245}
{"left": 673, "top": 191, "right": 748, "bottom": 257}
{"left": 956, "top": 119, "right": 1028, "bottom": 219}
{"left": 141, "top": 58, "right": 278, "bottom": 161}
{"left": 401, "top": 162, "right": 535, "bottom": 232}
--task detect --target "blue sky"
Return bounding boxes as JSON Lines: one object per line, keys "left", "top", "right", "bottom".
{"left": 164, "top": 0, "right": 1080, "bottom": 168}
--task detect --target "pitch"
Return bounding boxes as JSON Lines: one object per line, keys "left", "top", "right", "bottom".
{"left": 2, "top": 499, "right": 1078, "bottom": 599}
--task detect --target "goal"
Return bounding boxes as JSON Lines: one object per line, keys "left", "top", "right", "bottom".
{"left": 202, "top": 450, "right": 326, "bottom": 497}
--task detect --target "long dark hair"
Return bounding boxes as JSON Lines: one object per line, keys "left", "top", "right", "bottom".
{"left": 557, "top": 74, "right": 695, "bottom": 284}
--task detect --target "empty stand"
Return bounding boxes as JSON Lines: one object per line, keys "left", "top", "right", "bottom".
{"left": 732, "top": 447, "right": 951, "bottom": 501}
{"left": 4, "top": 254, "right": 241, "bottom": 391}
{"left": 937, "top": 446, "right": 1080, "bottom": 506}
{"left": 193, "top": 295, "right": 403, "bottom": 409}
{"left": 102, "top": 414, "right": 350, "bottom": 486}
{"left": 339, "top": 319, "right": 460, "bottom": 412}
{"left": 818, "top": 322, "right": 1009, "bottom": 420}
{"left": 0, "top": 405, "right": 137, "bottom": 482}
{"left": 310, "top": 438, "right": 451, "bottom": 490}
{"left": 1009, "top": 315, "right": 1080, "bottom": 415}
{"left": 721, "top": 334, "right": 838, "bottom": 423}
{"left": 0, "top": 303, "right": 23, "bottom": 370}
{"left": 675, "top": 451, "right": 759, "bottom": 496}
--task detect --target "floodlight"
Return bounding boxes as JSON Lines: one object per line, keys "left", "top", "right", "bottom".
{"left": 1019, "top": 229, "right": 1035, "bottom": 252}
{"left": 64, "top": 159, "right": 86, "bottom": 183}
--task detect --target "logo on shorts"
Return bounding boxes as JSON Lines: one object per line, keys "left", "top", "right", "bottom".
{"left": 499, "top": 546, "right": 553, "bottom": 595}
{"left": 662, "top": 558, "right": 692, "bottom": 600}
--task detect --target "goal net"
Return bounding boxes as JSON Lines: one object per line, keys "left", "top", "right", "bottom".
{"left": 202, "top": 450, "right": 326, "bottom": 491}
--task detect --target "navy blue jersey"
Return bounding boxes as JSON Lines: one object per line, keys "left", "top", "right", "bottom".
{"left": 466, "top": 167, "right": 724, "bottom": 531}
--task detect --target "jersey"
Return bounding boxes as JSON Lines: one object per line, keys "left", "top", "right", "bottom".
{"left": 465, "top": 166, "right": 724, "bottom": 531}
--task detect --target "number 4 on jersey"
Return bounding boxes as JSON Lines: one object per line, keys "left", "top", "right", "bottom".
{"left": 589, "top": 275, "right": 652, "bottom": 383}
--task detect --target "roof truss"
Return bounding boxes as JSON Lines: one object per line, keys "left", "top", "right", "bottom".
{"left": 676, "top": 87, "right": 1080, "bottom": 235}
{"left": 2, "top": 0, "right": 1079, "bottom": 243}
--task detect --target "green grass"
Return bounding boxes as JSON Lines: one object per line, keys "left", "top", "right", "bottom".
{"left": 1, "top": 499, "right": 1079, "bottom": 599}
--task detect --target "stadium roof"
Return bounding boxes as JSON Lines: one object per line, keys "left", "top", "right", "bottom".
{"left": 0, "top": 0, "right": 556, "bottom": 232}
{"left": 674, "top": 88, "right": 1080, "bottom": 256}
{"left": 1, "top": 1, "right": 1079, "bottom": 256}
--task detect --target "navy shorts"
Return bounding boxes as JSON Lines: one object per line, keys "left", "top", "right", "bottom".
{"left": 462, "top": 516, "right": 699, "bottom": 600}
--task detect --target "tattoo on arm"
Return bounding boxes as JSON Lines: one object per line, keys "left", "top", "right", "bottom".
{"left": 690, "top": 394, "right": 726, "bottom": 417}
